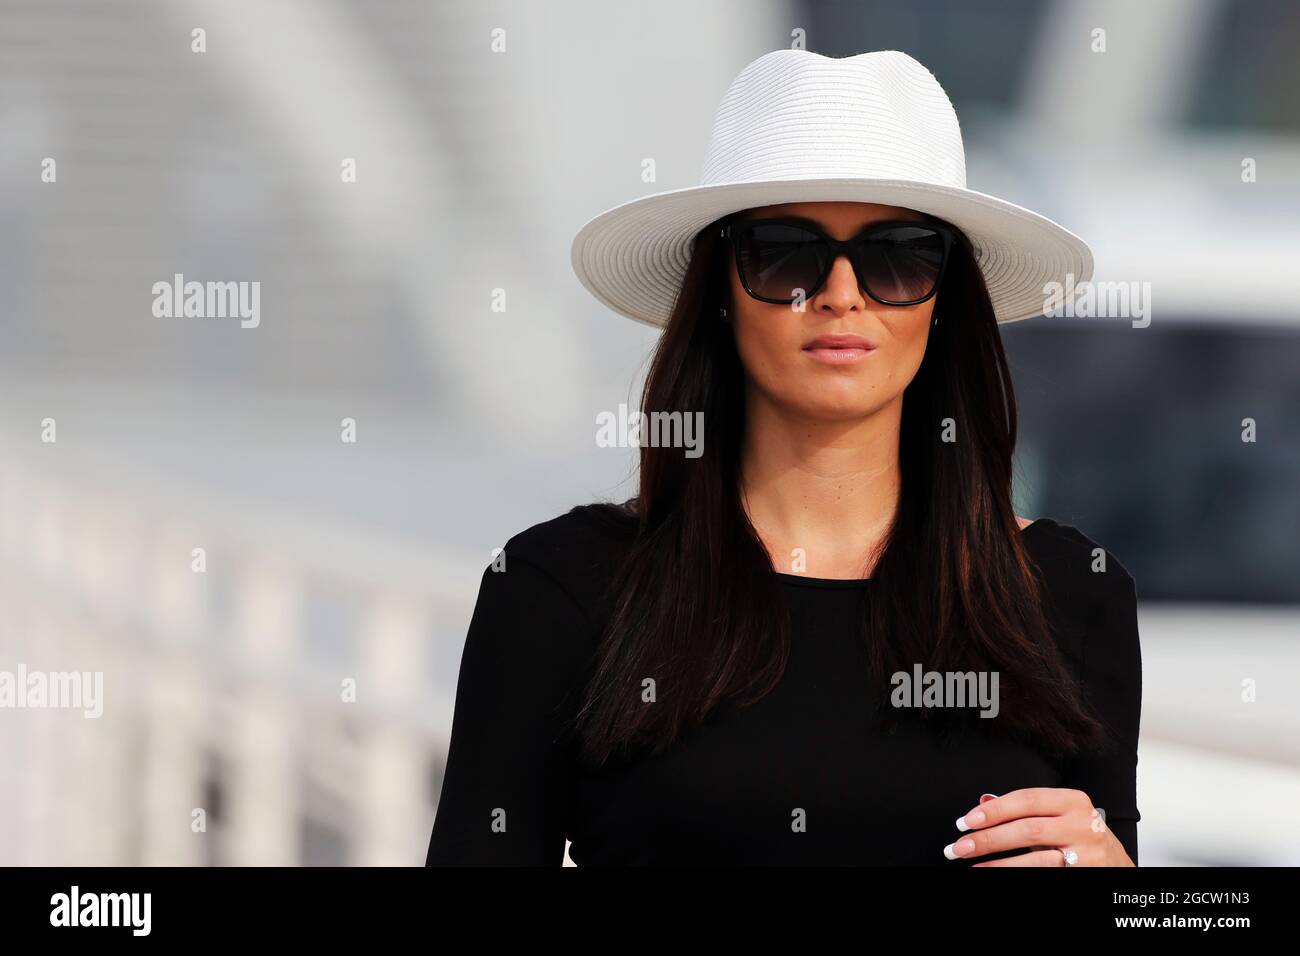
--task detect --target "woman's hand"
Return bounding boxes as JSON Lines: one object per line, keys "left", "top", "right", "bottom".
{"left": 943, "top": 788, "right": 1135, "bottom": 867}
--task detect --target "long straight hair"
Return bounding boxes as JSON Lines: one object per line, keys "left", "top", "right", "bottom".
{"left": 573, "top": 216, "right": 1106, "bottom": 766}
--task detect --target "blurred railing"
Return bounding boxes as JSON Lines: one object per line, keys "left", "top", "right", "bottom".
{"left": 0, "top": 433, "right": 477, "bottom": 866}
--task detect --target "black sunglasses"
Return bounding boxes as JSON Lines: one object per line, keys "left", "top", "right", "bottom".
{"left": 720, "top": 216, "right": 955, "bottom": 307}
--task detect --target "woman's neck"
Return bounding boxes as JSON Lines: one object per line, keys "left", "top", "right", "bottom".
{"left": 738, "top": 391, "right": 903, "bottom": 578}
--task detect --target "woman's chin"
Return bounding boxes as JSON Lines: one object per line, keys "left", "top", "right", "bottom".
{"left": 785, "top": 393, "right": 895, "bottom": 422}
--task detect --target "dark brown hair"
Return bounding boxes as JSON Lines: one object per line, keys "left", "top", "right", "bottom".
{"left": 573, "top": 216, "right": 1106, "bottom": 766}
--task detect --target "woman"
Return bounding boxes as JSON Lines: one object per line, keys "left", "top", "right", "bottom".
{"left": 427, "top": 49, "right": 1141, "bottom": 866}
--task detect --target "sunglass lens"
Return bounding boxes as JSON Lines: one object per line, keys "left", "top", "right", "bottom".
{"left": 855, "top": 225, "right": 946, "bottom": 304}
{"left": 735, "top": 222, "right": 827, "bottom": 302}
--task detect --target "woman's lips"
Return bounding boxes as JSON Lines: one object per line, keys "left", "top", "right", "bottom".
{"left": 805, "top": 347, "right": 872, "bottom": 363}
{"left": 802, "top": 335, "right": 876, "bottom": 364}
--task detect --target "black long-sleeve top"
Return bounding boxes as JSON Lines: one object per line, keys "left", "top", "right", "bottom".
{"left": 426, "top": 505, "right": 1142, "bottom": 866}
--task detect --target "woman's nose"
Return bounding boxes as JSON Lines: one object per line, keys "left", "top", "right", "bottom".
{"left": 815, "top": 255, "right": 868, "bottom": 308}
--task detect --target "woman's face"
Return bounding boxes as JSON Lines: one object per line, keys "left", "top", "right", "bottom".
{"left": 725, "top": 201, "right": 938, "bottom": 422}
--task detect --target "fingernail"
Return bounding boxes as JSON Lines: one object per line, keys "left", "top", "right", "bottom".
{"left": 980, "top": 792, "right": 998, "bottom": 802}
{"left": 943, "top": 839, "right": 975, "bottom": 859}
{"left": 956, "top": 809, "right": 986, "bottom": 831}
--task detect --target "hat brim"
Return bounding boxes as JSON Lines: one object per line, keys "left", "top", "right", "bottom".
{"left": 571, "top": 178, "right": 1093, "bottom": 327}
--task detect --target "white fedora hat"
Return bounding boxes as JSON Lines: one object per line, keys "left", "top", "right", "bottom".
{"left": 571, "top": 48, "right": 1093, "bottom": 327}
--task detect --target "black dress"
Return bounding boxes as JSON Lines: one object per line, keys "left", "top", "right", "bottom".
{"left": 425, "top": 505, "right": 1142, "bottom": 866}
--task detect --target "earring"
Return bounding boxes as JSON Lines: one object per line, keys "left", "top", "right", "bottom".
{"left": 719, "top": 306, "right": 727, "bottom": 319}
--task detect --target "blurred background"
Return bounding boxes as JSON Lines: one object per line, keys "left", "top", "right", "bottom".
{"left": 0, "top": 0, "right": 1296, "bottom": 866}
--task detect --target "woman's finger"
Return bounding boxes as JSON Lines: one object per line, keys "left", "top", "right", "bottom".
{"left": 971, "top": 850, "right": 1066, "bottom": 868}
{"left": 956, "top": 787, "right": 1088, "bottom": 833}
{"left": 944, "top": 816, "right": 1069, "bottom": 860}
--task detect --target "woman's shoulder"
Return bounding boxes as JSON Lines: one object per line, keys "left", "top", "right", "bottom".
{"left": 501, "top": 499, "right": 637, "bottom": 565}
{"left": 1020, "top": 517, "right": 1140, "bottom": 666}
{"left": 1021, "top": 517, "right": 1136, "bottom": 592}
{"left": 492, "top": 500, "right": 639, "bottom": 613}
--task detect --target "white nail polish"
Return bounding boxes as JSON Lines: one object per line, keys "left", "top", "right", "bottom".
{"left": 956, "top": 815, "right": 969, "bottom": 832}
{"left": 943, "top": 842, "right": 958, "bottom": 860}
